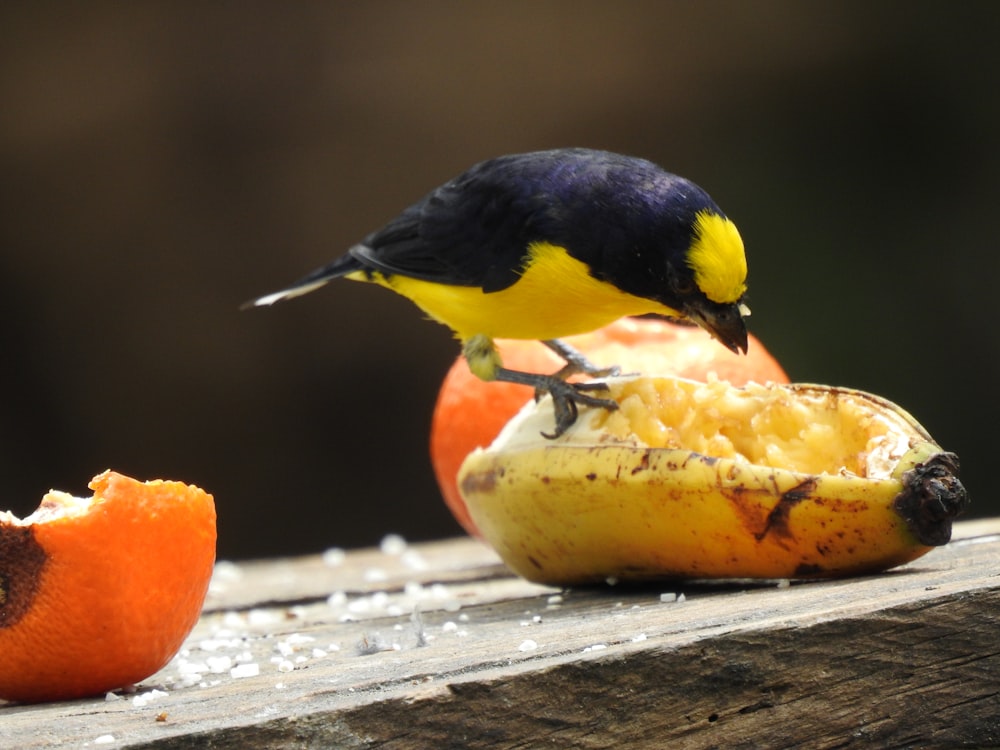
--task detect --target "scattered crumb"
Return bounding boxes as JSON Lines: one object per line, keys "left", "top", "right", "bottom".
{"left": 363, "top": 567, "right": 388, "bottom": 583}
{"left": 212, "top": 559, "right": 242, "bottom": 579}
{"left": 131, "top": 689, "right": 168, "bottom": 708}
{"left": 200, "top": 637, "right": 241, "bottom": 653}
{"left": 583, "top": 644, "right": 607, "bottom": 653}
{"left": 400, "top": 550, "right": 428, "bottom": 571}
{"left": 518, "top": 639, "right": 538, "bottom": 652}
{"left": 660, "top": 593, "right": 677, "bottom": 603}
{"left": 247, "top": 608, "right": 283, "bottom": 627}
{"left": 206, "top": 655, "right": 233, "bottom": 674}
{"left": 92, "top": 735, "right": 116, "bottom": 745}
{"left": 229, "top": 663, "right": 260, "bottom": 679}
{"left": 322, "top": 547, "right": 346, "bottom": 567}
{"left": 380, "top": 533, "right": 408, "bottom": 556}
{"left": 776, "top": 579, "right": 791, "bottom": 589}
{"left": 404, "top": 581, "right": 425, "bottom": 597}
{"left": 632, "top": 633, "right": 648, "bottom": 642}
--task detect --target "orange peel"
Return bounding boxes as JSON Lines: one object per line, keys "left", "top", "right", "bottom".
{"left": 0, "top": 470, "right": 216, "bottom": 702}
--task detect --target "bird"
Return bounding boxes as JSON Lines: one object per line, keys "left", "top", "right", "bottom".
{"left": 244, "top": 148, "right": 751, "bottom": 437}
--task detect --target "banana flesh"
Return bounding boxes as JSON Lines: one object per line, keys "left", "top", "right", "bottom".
{"left": 458, "top": 376, "right": 968, "bottom": 584}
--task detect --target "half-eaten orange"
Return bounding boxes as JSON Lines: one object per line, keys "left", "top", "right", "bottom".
{"left": 0, "top": 470, "right": 216, "bottom": 703}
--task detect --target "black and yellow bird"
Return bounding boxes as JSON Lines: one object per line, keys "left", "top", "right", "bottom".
{"left": 244, "top": 148, "right": 751, "bottom": 437}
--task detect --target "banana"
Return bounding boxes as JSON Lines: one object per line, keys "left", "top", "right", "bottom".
{"left": 458, "top": 376, "right": 968, "bottom": 584}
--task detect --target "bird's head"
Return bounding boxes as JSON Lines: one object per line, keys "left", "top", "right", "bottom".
{"left": 535, "top": 151, "right": 751, "bottom": 352}
{"left": 617, "top": 182, "right": 749, "bottom": 354}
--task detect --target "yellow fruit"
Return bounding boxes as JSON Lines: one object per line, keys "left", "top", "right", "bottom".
{"left": 459, "top": 376, "right": 968, "bottom": 584}
{"left": 431, "top": 317, "right": 789, "bottom": 536}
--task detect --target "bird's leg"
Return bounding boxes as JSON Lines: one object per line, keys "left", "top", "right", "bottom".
{"left": 542, "top": 339, "right": 621, "bottom": 380}
{"left": 492, "top": 366, "right": 618, "bottom": 439}
{"left": 462, "top": 334, "right": 619, "bottom": 439}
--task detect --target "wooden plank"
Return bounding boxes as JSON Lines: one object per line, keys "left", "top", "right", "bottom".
{"left": 3, "top": 520, "right": 999, "bottom": 748}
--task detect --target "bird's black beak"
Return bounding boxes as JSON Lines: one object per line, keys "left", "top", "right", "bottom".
{"left": 687, "top": 300, "right": 750, "bottom": 354}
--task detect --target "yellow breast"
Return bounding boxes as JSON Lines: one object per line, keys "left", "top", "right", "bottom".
{"left": 352, "top": 242, "right": 680, "bottom": 342}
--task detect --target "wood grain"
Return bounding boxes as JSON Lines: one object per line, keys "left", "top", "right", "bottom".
{"left": 3, "top": 520, "right": 999, "bottom": 748}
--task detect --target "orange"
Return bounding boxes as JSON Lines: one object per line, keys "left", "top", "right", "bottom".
{"left": 0, "top": 470, "right": 216, "bottom": 703}
{"left": 430, "top": 317, "right": 789, "bottom": 536}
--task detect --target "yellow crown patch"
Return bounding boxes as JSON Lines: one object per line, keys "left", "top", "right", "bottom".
{"left": 687, "top": 211, "right": 748, "bottom": 304}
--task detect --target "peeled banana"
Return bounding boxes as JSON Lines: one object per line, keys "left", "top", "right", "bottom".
{"left": 458, "top": 376, "right": 968, "bottom": 584}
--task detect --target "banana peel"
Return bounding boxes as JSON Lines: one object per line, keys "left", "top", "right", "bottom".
{"left": 458, "top": 376, "right": 968, "bottom": 584}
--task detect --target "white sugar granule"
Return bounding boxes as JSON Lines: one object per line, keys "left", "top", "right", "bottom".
{"left": 322, "top": 547, "right": 346, "bottom": 567}
{"left": 230, "top": 663, "right": 260, "bottom": 679}
{"left": 380, "top": 533, "right": 408, "bottom": 555}
{"left": 206, "top": 655, "right": 233, "bottom": 674}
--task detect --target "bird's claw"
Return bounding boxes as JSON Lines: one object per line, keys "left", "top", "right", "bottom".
{"left": 538, "top": 379, "right": 618, "bottom": 439}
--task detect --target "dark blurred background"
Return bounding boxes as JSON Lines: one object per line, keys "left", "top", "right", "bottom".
{"left": 2, "top": 2, "right": 996, "bottom": 560}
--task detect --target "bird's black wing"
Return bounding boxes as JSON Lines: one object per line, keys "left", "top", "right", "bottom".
{"left": 350, "top": 154, "right": 570, "bottom": 293}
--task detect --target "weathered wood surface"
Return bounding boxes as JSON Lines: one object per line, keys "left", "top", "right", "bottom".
{"left": 4, "top": 519, "right": 1000, "bottom": 749}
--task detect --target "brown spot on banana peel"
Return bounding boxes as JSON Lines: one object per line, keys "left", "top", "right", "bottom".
{"left": 718, "top": 484, "right": 777, "bottom": 540}
{"left": 755, "top": 478, "right": 819, "bottom": 542}
{"left": 630, "top": 450, "right": 652, "bottom": 475}
{"left": 715, "top": 465, "right": 792, "bottom": 541}
{"left": 0, "top": 525, "right": 47, "bottom": 628}
{"left": 460, "top": 465, "right": 500, "bottom": 497}
{"left": 894, "top": 451, "right": 969, "bottom": 546}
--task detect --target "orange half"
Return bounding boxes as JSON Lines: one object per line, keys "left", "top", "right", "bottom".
{"left": 0, "top": 470, "right": 216, "bottom": 703}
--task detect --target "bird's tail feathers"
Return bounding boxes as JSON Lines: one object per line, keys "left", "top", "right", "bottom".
{"left": 241, "top": 252, "right": 364, "bottom": 309}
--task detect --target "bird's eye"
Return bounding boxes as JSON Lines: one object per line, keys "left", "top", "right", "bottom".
{"left": 674, "top": 280, "right": 694, "bottom": 295}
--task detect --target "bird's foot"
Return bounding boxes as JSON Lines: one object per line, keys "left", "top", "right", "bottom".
{"left": 493, "top": 365, "right": 618, "bottom": 439}
{"left": 539, "top": 378, "right": 619, "bottom": 439}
